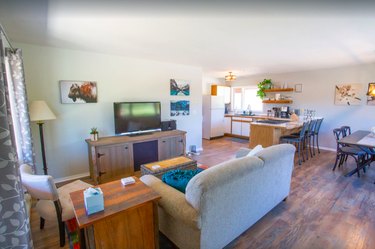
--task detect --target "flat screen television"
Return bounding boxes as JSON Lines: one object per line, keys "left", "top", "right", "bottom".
{"left": 114, "top": 102, "right": 161, "bottom": 135}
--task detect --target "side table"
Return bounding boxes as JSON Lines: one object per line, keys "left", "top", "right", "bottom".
{"left": 70, "top": 177, "right": 161, "bottom": 249}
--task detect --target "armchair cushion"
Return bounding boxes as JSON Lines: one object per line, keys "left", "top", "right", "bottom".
{"left": 36, "top": 180, "right": 92, "bottom": 221}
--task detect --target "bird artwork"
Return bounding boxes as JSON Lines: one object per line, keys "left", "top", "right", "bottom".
{"left": 170, "top": 79, "right": 190, "bottom": 96}
{"left": 334, "top": 84, "right": 362, "bottom": 106}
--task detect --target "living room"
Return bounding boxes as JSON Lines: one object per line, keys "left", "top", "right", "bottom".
{"left": 1, "top": 1, "right": 375, "bottom": 249}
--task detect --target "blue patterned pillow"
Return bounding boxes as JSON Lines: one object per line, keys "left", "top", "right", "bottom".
{"left": 162, "top": 169, "right": 204, "bottom": 193}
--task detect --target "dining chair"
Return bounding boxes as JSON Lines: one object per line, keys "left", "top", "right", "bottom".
{"left": 20, "top": 164, "right": 92, "bottom": 247}
{"left": 280, "top": 121, "right": 309, "bottom": 165}
{"left": 313, "top": 118, "right": 324, "bottom": 155}
{"left": 306, "top": 119, "right": 317, "bottom": 159}
{"left": 332, "top": 128, "right": 367, "bottom": 177}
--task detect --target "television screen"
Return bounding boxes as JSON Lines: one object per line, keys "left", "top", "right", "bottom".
{"left": 114, "top": 102, "right": 161, "bottom": 135}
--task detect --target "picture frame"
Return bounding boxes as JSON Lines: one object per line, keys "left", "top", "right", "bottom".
{"left": 294, "top": 84, "right": 302, "bottom": 93}
{"left": 170, "top": 100, "right": 190, "bottom": 116}
{"left": 334, "top": 84, "right": 362, "bottom": 106}
{"left": 59, "top": 81, "right": 98, "bottom": 104}
{"left": 170, "top": 79, "right": 190, "bottom": 96}
{"left": 367, "top": 83, "right": 375, "bottom": 105}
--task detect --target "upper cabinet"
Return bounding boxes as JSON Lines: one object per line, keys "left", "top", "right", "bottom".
{"left": 211, "top": 85, "right": 231, "bottom": 104}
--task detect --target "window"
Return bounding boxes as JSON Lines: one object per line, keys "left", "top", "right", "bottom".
{"left": 232, "top": 86, "right": 263, "bottom": 112}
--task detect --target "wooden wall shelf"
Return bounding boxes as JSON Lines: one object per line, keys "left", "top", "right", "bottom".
{"left": 262, "top": 100, "right": 293, "bottom": 104}
{"left": 264, "top": 88, "right": 294, "bottom": 93}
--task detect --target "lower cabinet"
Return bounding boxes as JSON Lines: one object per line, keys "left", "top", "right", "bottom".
{"left": 230, "top": 117, "right": 252, "bottom": 137}
{"left": 87, "top": 130, "right": 186, "bottom": 184}
{"left": 158, "top": 136, "right": 185, "bottom": 161}
{"left": 96, "top": 144, "right": 133, "bottom": 183}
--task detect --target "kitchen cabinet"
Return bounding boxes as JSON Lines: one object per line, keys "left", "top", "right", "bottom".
{"left": 231, "top": 117, "right": 252, "bottom": 138}
{"left": 224, "top": 117, "right": 232, "bottom": 134}
{"left": 241, "top": 119, "right": 251, "bottom": 137}
{"left": 211, "top": 85, "right": 231, "bottom": 104}
{"left": 232, "top": 119, "right": 242, "bottom": 136}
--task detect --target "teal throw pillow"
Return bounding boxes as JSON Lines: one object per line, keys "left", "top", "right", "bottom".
{"left": 162, "top": 169, "right": 203, "bottom": 193}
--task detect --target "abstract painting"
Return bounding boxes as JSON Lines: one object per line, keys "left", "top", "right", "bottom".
{"left": 367, "top": 83, "right": 375, "bottom": 105}
{"left": 60, "top": 81, "right": 97, "bottom": 104}
{"left": 170, "top": 79, "right": 190, "bottom": 96}
{"left": 334, "top": 84, "right": 362, "bottom": 106}
{"left": 170, "top": 100, "right": 190, "bottom": 116}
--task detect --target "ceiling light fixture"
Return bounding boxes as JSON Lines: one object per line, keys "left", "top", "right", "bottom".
{"left": 225, "top": 72, "right": 236, "bottom": 81}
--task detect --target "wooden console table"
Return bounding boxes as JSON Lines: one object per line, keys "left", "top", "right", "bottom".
{"left": 86, "top": 130, "right": 186, "bottom": 184}
{"left": 70, "top": 178, "right": 161, "bottom": 249}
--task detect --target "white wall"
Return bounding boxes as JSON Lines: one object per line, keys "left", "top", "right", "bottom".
{"left": 202, "top": 75, "right": 224, "bottom": 95}
{"left": 18, "top": 43, "right": 203, "bottom": 179}
{"left": 232, "top": 63, "right": 375, "bottom": 150}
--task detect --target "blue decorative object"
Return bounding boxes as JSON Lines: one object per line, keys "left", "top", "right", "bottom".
{"left": 162, "top": 169, "right": 203, "bottom": 193}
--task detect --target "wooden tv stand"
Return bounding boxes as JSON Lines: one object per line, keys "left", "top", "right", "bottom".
{"left": 86, "top": 130, "right": 186, "bottom": 184}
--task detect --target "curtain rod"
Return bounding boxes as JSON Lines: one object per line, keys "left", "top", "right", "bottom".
{"left": 0, "top": 23, "right": 16, "bottom": 53}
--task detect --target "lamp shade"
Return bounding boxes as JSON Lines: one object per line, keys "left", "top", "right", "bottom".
{"left": 29, "top": 100, "right": 56, "bottom": 122}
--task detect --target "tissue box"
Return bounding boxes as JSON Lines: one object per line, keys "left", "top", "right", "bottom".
{"left": 83, "top": 187, "right": 104, "bottom": 215}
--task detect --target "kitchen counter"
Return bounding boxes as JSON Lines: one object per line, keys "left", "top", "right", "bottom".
{"left": 225, "top": 114, "right": 291, "bottom": 121}
{"left": 249, "top": 121, "right": 303, "bottom": 148}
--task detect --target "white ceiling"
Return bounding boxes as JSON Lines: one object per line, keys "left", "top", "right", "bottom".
{"left": 1, "top": 0, "right": 375, "bottom": 79}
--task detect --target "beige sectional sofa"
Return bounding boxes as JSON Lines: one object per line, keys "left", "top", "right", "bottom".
{"left": 140, "top": 143, "right": 296, "bottom": 249}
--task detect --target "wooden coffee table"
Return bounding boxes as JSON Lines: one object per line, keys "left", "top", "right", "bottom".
{"left": 70, "top": 178, "right": 161, "bottom": 249}
{"left": 141, "top": 156, "right": 197, "bottom": 179}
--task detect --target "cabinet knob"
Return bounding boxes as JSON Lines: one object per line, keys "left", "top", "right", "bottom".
{"left": 99, "top": 171, "right": 106, "bottom": 176}
{"left": 125, "top": 146, "right": 128, "bottom": 149}
{"left": 162, "top": 140, "right": 166, "bottom": 143}
{"left": 97, "top": 153, "right": 105, "bottom": 158}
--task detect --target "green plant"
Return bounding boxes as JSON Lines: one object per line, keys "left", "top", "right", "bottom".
{"left": 90, "top": 127, "right": 98, "bottom": 134}
{"left": 256, "top": 79, "right": 273, "bottom": 99}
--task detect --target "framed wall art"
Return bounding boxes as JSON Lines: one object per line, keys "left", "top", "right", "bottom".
{"left": 170, "top": 79, "right": 190, "bottom": 96}
{"left": 170, "top": 100, "right": 190, "bottom": 116}
{"left": 367, "top": 83, "right": 375, "bottom": 105}
{"left": 334, "top": 84, "right": 362, "bottom": 106}
{"left": 60, "top": 81, "right": 97, "bottom": 104}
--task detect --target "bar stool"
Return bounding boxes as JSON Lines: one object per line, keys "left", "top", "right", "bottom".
{"left": 280, "top": 122, "right": 309, "bottom": 165}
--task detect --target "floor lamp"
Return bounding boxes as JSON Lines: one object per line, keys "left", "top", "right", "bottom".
{"left": 29, "top": 100, "right": 56, "bottom": 175}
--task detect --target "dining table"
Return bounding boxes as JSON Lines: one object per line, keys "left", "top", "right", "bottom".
{"left": 338, "top": 130, "right": 375, "bottom": 177}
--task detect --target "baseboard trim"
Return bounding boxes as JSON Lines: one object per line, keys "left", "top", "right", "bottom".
{"left": 54, "top": 172, "right": 90, "bottom": 184}
{"left": 317, "top": 146, "right": 336, "bottom": 152}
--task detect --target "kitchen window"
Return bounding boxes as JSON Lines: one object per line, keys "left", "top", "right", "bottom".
{"left": 232, "top": 86, "right": 263, "bottom": 112}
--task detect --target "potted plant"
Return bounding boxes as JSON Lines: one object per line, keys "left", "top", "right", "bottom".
{"left": 90, "top": 127, "right": 99, "bottom": 141}
{"left": 256, "top": 79, "right": 273, "bottom": 99}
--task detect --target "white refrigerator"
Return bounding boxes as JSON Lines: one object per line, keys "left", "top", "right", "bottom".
{"left": 202, "top": 95, "right": 225, "bottom": 139}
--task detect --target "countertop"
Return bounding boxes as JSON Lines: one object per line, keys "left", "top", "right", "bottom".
{"left": 224, "top": 114, "right": 291, "bottom": 121}
{"left": 250, "top": 121, "right": 303, "bottom": 130}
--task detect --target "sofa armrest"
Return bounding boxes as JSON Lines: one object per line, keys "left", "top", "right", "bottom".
{"left": 235, "top": 147, "right": 251, "bottom": 158}
{"left": 140, "top": 175, "right": 201, "bottom": 229}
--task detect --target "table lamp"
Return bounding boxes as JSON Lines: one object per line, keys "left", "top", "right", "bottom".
{"left": 29, "top": 100, "right": 56, "bottom": 175}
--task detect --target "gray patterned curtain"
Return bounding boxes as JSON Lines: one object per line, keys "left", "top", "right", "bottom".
{"left": 0, "top": 35, "right": 33, "bottom": 248}
{"left": 5, "top": 49, "right": 35, "bottom": 169}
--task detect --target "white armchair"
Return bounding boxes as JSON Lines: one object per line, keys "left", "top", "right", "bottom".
{"left": 19, "top": 164, "right": 92, "bottom": 247}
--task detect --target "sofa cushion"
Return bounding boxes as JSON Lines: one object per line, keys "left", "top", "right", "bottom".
{"left": 246, "top": 144, "right": 263, "bottom": 157}
{"left": 162, "top": 169, "right": 204, "bottom": 193}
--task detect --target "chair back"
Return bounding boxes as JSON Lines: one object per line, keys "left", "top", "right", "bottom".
{"left": 298, "top": 122, "right": 309, "bottom": 139}
{"left": 19, "top": 164, "right": 59, "bottom": 201}
{"left": 308, "top": 119, "right": 317, "bottom": 135}
{"left": 341, "top": 126, "right": 351, "bottom": 137}
{"left": 314, "top": 118, "right": 324, "bottom": 134}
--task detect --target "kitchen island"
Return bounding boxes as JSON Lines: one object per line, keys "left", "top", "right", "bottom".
{"left": 249, "top": 120, "right": 303, "bottom": 148}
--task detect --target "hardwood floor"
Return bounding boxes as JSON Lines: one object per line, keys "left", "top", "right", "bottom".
{"left": 30, "top": 137, "right": 375, "bottom": 249}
